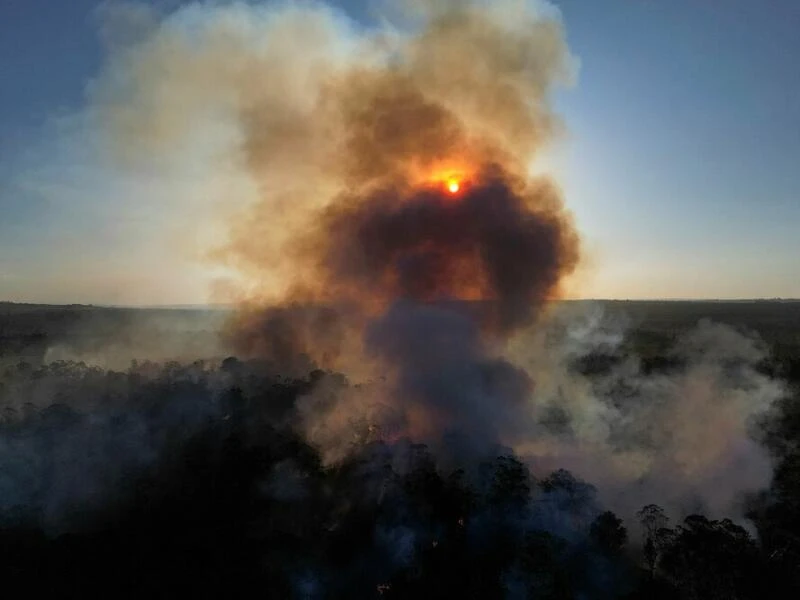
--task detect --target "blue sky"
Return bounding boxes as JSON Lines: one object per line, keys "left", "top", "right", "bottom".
{"left": 1, "top": 0, "right": 798, "bottom": 303}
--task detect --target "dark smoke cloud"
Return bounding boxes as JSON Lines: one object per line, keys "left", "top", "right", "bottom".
{"left": 317, "top": 169, "right": 578, "bottom": 333}
{"left": 364, "top": 301, "right": 534, "bottom": 448}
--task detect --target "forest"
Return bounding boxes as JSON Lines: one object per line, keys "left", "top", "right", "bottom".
{"left": 1, "top": 301, "right": 799, "bottom": 598}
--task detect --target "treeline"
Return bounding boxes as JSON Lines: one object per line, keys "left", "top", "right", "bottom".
{"left": 0, "top": 358, "right": 799, "bottom": 598}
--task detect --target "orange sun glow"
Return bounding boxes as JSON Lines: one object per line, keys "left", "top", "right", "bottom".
{"left": 420, "top": 165, "right": 471, "bottom": 196}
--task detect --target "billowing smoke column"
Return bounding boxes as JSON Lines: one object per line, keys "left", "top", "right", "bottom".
{"left": 207, "top": 0, "right": 580, "bottom": 453}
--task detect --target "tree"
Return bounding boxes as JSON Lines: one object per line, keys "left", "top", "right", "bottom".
{"left": 590, "top": 511, "right": 628, "bottom": 556}
{"left": 637, "top": 504, "right": 671, "bottom": 575}
{"left": 659, "top": 515, "right": 762, "bottom": 600}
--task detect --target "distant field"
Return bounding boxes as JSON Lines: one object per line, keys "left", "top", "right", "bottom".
{"left": 0, "top": 302, "right": 227, "bottom": 368}
{"left": 2, "top": 300, "right": 800, "bottom": 376}
{"left": 596, "top": 300, "right": 800, "bottom": 374}
{"left": 597, "top": 299, "right": 800, "bottom": 337}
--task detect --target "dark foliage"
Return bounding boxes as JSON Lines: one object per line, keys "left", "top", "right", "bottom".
{"left": 2, "top": 301, "right": 800, "bottom": 598}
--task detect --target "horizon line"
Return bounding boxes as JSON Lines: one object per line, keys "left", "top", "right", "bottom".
{"left": 3, "top": 298, "right": 800, "bottom": 309}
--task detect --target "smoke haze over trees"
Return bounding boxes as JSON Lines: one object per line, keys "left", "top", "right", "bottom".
{"left": 2, "top": 301, "right": 800, "bottom": 598}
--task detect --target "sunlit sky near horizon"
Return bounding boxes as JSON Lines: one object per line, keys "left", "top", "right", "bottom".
{"left": 1, "top": 0, "right": 799, "bottom": 305}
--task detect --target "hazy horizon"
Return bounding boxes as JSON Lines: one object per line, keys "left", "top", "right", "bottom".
{"left": 4, "top": 297, "right": 800, "bottom": 311}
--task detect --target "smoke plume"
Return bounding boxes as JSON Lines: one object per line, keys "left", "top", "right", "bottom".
{"left": 95, "top": 0, "right": 579, "bottom": 444}
{"left": 218, "top": 0, "right": 581, "bottom": 457}
{"left": 80, "top": 0, "right": 785, "bottom": 521}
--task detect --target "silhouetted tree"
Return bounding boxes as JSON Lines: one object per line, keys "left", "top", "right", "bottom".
{"left": 637, "top": 504, "right": 670, "bottom": 576}
{"left": 591, "top": 510, "right": 628, "bottom": 556}
{"left": 659, "top": 515, "right": 762, "bottom": 600}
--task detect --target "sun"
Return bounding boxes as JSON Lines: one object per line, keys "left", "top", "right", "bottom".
{"left": 422, "top": 166, "right": 470, "bottom": 196}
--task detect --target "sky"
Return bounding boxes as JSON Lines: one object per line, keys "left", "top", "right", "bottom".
{"left": 0, "top": 0, "right": 798, "bottom": 304}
